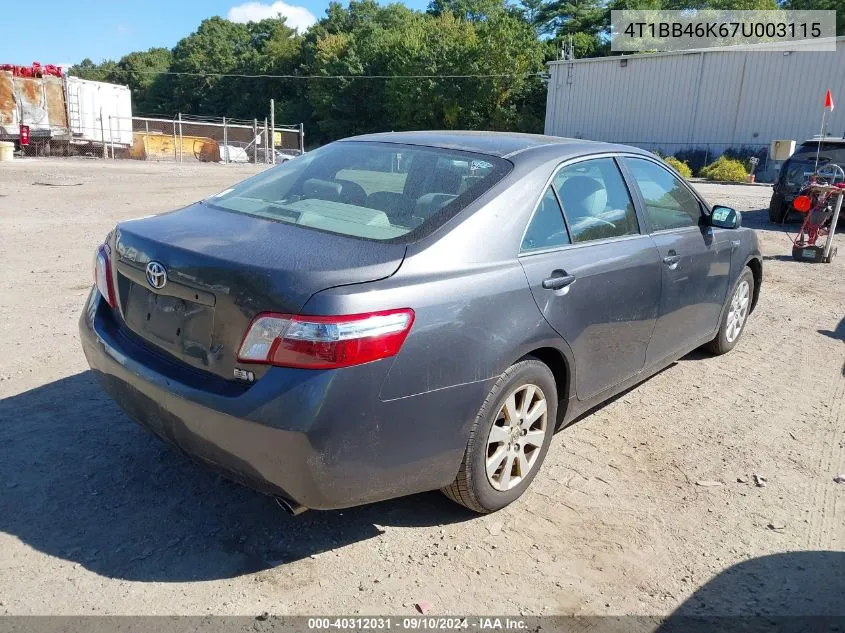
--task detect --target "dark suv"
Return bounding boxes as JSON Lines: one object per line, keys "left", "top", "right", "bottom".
{"left": 770, "top": 138, "right": 845, "bottom": 223}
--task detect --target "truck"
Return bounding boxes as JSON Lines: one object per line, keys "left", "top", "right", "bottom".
{"left": 0, "top": 63, "right": 132, "bottom": 153}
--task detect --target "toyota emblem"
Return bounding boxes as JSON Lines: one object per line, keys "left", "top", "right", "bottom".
{"left": 145, "top": 261, "right": 167, "bottom": 290}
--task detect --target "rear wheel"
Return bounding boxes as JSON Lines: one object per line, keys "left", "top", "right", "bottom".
{"left": 442, "top": 358, "right": 557, "bottom": 513}
{"left": 768, "top": 193, "right": 787, "bottom": 223}
{"left": 706, "top": 267, "right": 754, "bottom": 355}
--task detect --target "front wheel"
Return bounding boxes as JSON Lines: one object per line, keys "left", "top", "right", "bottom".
{"left": 441, "top": 358, "right": 557, "bottom": 513}
{"left": 706, "top": 267, "right": 754, "bottom": 355}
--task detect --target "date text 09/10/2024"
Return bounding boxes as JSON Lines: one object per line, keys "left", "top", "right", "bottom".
{"left": 306, "top": 617, "right": 529, "bottom": 630}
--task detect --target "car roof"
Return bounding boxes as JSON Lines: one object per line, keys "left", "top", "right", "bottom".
{"left": 340, "top": 131, "right": 645, "bottom": 161}
{"left": 801, "top": 137, "right": 845, "bottom": 144}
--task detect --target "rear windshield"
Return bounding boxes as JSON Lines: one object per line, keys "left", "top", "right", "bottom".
{"left": 793, "top": 142, "right": 845, "bottom": 163}
{"left": 781, "top": 142, "right": 845, "bottom": 187}
{"left": 205, "top": 141, "right": 511, "bottom": 242}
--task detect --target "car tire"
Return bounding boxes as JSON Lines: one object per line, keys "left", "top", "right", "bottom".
{"left": 768, "top": 194, "right": 787, "bottom": 223}
{"left": 706, "top": 267, "right": 755, "bottom": 356}
{"left": 441, "top": 358, "right": 557, "bottom": 513}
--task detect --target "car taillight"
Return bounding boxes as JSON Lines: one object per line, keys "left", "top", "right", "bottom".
{"left": 237, "top": 309, "right": 415, "bottom": 369}
{"left": 93, "top": 244, "right": 116, "bottom": 307}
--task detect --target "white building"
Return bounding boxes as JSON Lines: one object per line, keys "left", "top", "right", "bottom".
{"left": 544, "top": 37, "right": 845, "bottom": 169}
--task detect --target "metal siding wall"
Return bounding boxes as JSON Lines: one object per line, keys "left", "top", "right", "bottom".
{"left": 732, "top": 49, "right": 845, "bottom": 144}
{"left": 690, "top": 51, "right": 746, "bottom": 153}
{"left": 545, "top": 40, "right": 845, "bottom": 154}
{"left": 547, "top": 53, "right": 701, "bottom": 148}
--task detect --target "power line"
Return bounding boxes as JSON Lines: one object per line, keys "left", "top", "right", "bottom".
{"left": 76, "top": 68, "right": 546, "bottom": 80}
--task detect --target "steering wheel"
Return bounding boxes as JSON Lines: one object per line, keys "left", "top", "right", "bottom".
{"left": 815, "top": 163, "right": 845, "bottom": 185}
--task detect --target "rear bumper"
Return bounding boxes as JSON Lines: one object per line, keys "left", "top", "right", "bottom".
{"left": 79, "top": 290, "right": 492, "bottom": 510}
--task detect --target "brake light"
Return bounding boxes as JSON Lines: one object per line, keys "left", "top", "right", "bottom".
{"left": 93, "top": 244, "right": 116, "bottom": 307}
{"left": 238, "top": 309, "right": 415, "bottom": 369}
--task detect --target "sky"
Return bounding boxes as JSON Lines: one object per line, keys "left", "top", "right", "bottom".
{"left": 0, "top": 0, "right": 428, "bottom": 69}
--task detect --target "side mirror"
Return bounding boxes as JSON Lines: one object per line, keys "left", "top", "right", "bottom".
{"left": 709, "top": 205, "right": 741, "bottom": 229}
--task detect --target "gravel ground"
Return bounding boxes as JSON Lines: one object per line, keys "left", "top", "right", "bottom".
{"left": 0, "top": 159, "right": 843, "bottom": 617}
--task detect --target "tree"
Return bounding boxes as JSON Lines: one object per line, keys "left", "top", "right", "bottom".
{"left": 782, "top": 0, "right": 845, "bottom": 36}
{"left": 165, "top": 17, "right": 259, "bottom": 116}
{"left": 517, "top": 0, "right": 545, "bottom": 32}
{"left": 533, "top": 0, "right": 606, "bottom": 38}
{"left": 113, "top": 48, "right": 173, "bottom": 114}
{"left": 381, "top": 12, "right": 546, "bottom": 131}
{"left": 68, "top": 58, "right": 118, "bottom": 82}
{"left": 427, "top": 0, "right": 509, "bottom": 21}
{"left": 300, "top": 3, "right": 398, "bottom": 140}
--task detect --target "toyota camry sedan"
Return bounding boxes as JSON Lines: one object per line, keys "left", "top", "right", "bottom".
{"left": 80, "top": 131, "right": 762, "bottom": 514}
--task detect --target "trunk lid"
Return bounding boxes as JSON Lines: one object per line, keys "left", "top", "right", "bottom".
{"left": 111, "top": 202, "right": 406, "bottom": 382}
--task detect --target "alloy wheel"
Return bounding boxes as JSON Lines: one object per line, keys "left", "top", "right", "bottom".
{"left": 726, "top": 279, "right": 750, "bottom": 343}
{"left": 485, "top": 383, "right": 548, "bottom": 491}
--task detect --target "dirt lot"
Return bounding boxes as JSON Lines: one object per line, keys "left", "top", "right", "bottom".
{"left": 0, "top": 159, "right": 843, "bottom": 617}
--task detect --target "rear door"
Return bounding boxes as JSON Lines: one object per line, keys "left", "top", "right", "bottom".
{"left": 620, "top": 156, "right": 733, "bottom": 364}
{"left": 519, "top": 156, "right": 662, "bottom": 401}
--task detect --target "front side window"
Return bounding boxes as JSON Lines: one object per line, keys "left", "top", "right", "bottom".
{"left": 623, "top": 158, "right": 702, "bottom": 231}
{"left": 552, "top": 158, "right": 639, "bottom": 243}
{"left": 521, "top": 187, "right": 570, "bottom": 252}
{"left": 205, "top": 142, "right": 511, "bottom": 242}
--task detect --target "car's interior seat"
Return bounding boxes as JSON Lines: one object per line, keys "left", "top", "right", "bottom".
{"left": 334, "top": 179, "right": 368, "bottom": 206}
{"left": 429, "top": 165, "right": 464, "bottom": 195}
{"left": 557, "top": 176, "right": 620, "bottom": 241}
{"left": 366, "top": 191, "right": 415, "bottom": 222}
{"left": 414, "top": 193, "right": 456, "bottom": 224}
{"left": 302, "top": 178, "right": 342, "bottom": 202}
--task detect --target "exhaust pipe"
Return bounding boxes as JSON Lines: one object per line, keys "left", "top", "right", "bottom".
{"left": 275, "top": 496, "right": 307, "bottom": 516}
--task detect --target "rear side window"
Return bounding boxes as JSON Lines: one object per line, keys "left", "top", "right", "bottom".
{"left": 205, "top": 142, "right": 510, "bottom": 242}
{"left": 794, "top": 142, "right": 845, "bottom": 163}
{"left": 552, "top": 158, "right": 639, "bottom": 243}
{"left": 623, "top": 158, "right": 702, "bottom": 231}
{"left": 521, "top": 187, "right": 570, "bottom": 252}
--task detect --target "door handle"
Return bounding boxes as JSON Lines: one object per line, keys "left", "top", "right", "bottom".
{"left": 662, "top": 249, "right": 681, "bottom": 268}
{"left": 542, "top": 273, "right": 576, "bottom": 290}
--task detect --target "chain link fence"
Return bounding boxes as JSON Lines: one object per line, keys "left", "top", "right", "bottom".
{"left": 13, "top": 113, "right": 304, "bottom": 164}
{"left": 128, "top": 115, "right": 304, "bottom": 164}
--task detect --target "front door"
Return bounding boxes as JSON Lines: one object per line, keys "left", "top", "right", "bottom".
{"left": 621, "top": 157, "right": 733, "bottom": 364}
{"left": 519, "top": 157, "right": 662, "bottom": 401}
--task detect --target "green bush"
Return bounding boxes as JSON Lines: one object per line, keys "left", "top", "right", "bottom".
{"left": 699, "top": 156, "right": 748, "bottom": 182}
{"left": 663, "top": 156, "right": 693, "bottom": 179}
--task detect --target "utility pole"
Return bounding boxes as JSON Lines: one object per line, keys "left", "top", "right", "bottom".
{"left": 253, "top": 119, "right": 258, "bottom": 164}
{"left": 264, "top": 118, "right": 269, "bottom": 164}
{"left": 270, "top": 99, "right": 275, "bottom": 165}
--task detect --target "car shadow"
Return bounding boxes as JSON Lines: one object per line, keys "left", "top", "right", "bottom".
{"left": 818, "top": 317, "right": 845, "bottom": 377}
{"left": 818, "top": 317, "right": 845, "bottom": 342}
{"left": 0, "top": 371, "right": 475, "bottom": 583}
{"left": 762, "top": 255, "right": 797, "bottom": 262}
{"left": 654, "top": 551, "right": 845, "bottom": 632}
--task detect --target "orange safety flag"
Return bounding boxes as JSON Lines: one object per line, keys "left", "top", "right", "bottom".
{"left": 824, "top": 89, "right": 834, "bottom": 111}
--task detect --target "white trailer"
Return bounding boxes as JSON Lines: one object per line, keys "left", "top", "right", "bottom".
{"left": 65, "top": 75, "right": 133, "bottom": 147}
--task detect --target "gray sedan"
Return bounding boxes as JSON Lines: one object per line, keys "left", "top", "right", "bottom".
{"left": 80, "top": 131, "right": 762, "bottom": 514}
